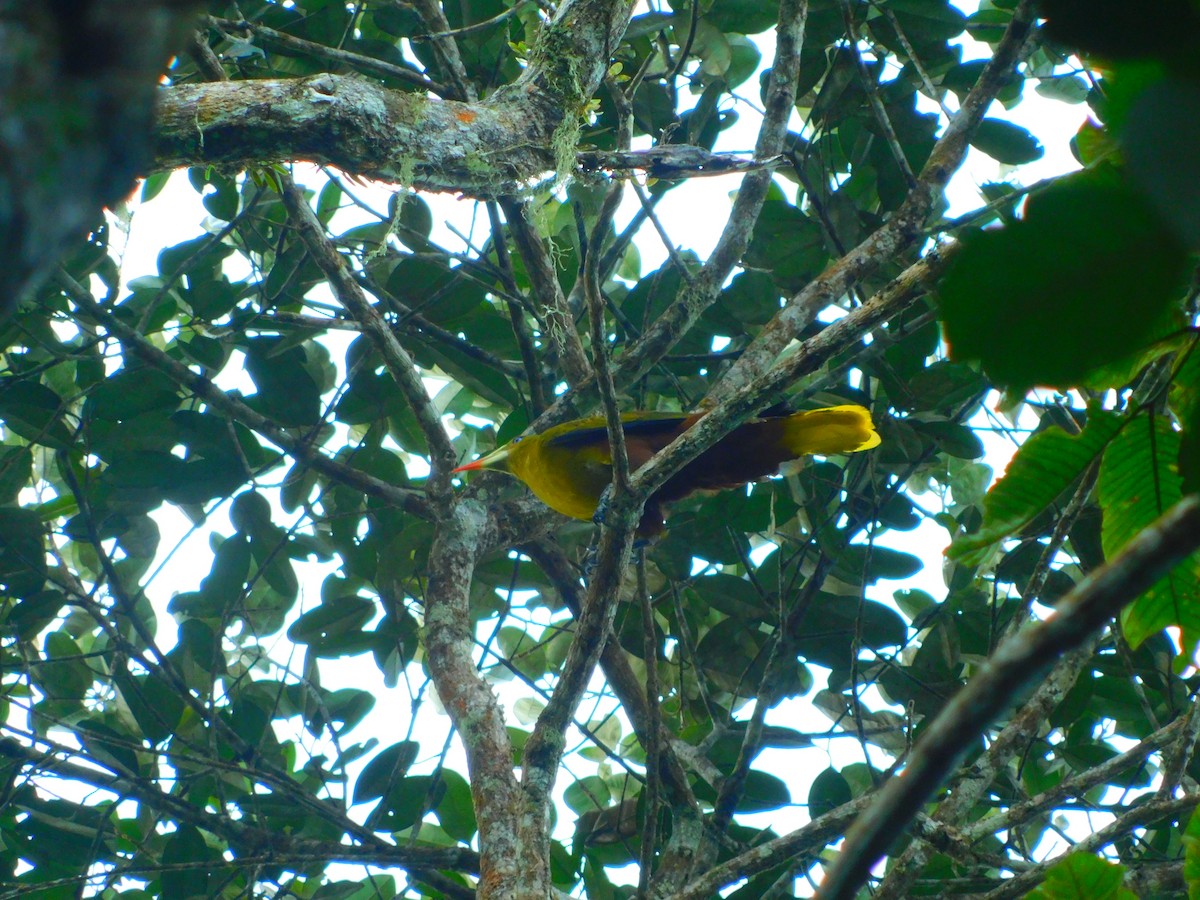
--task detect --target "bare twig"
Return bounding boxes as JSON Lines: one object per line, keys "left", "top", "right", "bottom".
{"left": 205, "top": 15, "right": 448, "bottom": 94}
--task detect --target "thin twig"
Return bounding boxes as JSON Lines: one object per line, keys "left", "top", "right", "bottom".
{"left": 205, "top": 16, "right": 448, "bottom": 95}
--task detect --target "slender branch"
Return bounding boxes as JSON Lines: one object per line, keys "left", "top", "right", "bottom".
{"left": 669, "top": 796, "right": 873, "bottom": 899}
{"left": 629, "top": 245, "right": 951, "bottom": 510}
{"left": 278, "top": 176, "right": 458, "bottom": 497}
{"left": 519, "top": 526, "right": 636, "bottom": 853}
{"left": 872, "top": 633, "right": 1103, "bottom": 900}
{"left": 637, "top": 556, "right": 663, "bottom": 895}
{"left": 839, "top": 0, "right": 917, "bottom": 187}
{"left": 1004, "top": 460, "right": 1098, "bottom": 637}
{"left": 499, "top": 198, "right": 592, "bottom": 385}
{"left": 61, "top": 276, "right": 430, "bottom": 519}
{"left": 981, "top": 796, "right": 1200, "bottom": 899}
{"left": 1157, "top": 694, "right": 1200, "bottom": 798}
{"left": 615, "top": 0, "right": 809, "bottom": 382}
{"left": 407, "top": 0, "right": 477, "bottom": 100}
{"left": 960, "top": 717, "right": 1186, "bottom": 843}
{"left": 712, "top": 0, "right": 1036, "bottom": 399}
{"left": 817, "top": 494, "right": 1200, "bottom": 900}
{"left": 711, "top": 557, "right": 835, "bottom": 836}
{"left": 0, "top": 737, "right": 476, "bottom": 872}
{"left": 487, "top": 201, "right": 548, "bottom": 412}
{"left": 521, "top": 541, "right": 705, "bottom": 804}
{"left": 204, "top": 16, "right": 448, "bottom": 95}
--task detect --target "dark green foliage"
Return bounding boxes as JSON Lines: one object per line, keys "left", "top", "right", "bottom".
{"left": 3, "top": 1, "right": 1199, "bottom": 898}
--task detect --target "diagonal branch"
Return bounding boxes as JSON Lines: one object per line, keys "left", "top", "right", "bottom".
{"left": 611, "top": 0, "right": 810, "bottom": 384}
{"left": 710, "top": 0, "right": 1037, "bottom": 400}
{"left": 203, "top": 16, "right": 448, "bottom": 95}
{"left": 628, "top": 245, "right": 951, "bottom": 516}
{"left": 1, "top": 736, "right": 475, "bottom": 873}
{"left": 278, "top": 176, "right": 459, "bottom": 498}
{"left": 816, "top": 493, "right": 1200, "bottom": 900}
{"left": 61, "top": 277, "right": 430, "bottom": 519}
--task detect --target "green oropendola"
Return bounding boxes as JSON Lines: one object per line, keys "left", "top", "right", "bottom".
{"left": 453, "top": 404, "right": 880, "bottom": 536}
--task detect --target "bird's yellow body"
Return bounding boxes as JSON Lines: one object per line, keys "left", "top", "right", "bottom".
{"left": 454, "top": 405, "right": 880, "bottom": 535}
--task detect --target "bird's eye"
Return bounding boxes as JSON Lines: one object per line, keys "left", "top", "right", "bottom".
{"left": 511, "top": 436, "right": 523, "bottom": 444}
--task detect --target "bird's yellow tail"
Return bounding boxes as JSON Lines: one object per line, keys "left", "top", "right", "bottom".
{"left": 783, "top": 405, "right": 881, "bottom": 456}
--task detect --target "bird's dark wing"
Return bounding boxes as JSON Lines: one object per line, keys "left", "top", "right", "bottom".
{"left": 544, "top": 415, "right": 691, "bottom": 450}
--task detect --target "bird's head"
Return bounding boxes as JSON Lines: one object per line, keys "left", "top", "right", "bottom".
{"left": 451, "top": 435, "right": 528, "bottom": 476}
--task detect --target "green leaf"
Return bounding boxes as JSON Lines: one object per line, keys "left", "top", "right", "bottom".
{"left": 736, "top": 770, "right": 790, "bottom": 812}
{"left": 498, "top": 625, "right": 548, "bottom": 680}
{"left": 1098, "top": 416, "right": 1200, "bottom": 648}
{"left": 0, "top": 378, "right": 73, "bottom": 449}
{"left": 705, "top": 0, "right": 778, "bottom": 35}
{"left": 744, "top": 200, "right": 827, "bottom": 293}
{"left": 970, "top": 118, "right": 1044, "bottom": 164}
{"left": 1123, "top": 77, "right": 1200, "bottom": 248}
{"left": 0, "top": 446, "right": 32, "bottom": 505}
{"left": 949, "top": 410, "right": 1122, "bottom": 565}
{"left": 242, "top": 336, "right": 323, "bottom": 426}
{"left": 288, "top": 596, "right": 376, "bottom": 651}
{"left": 791, "top": 594, "right": 907, "bottom": 669}
{"left": 0, "top": 507, "right": 48, "bottom": 598}
{"left": 1025, "top": 852, "right": 1135, "bottom": 900}
{"left": 435, "top": 769, "right": 477, "bottom": 842}
{"left": 162, "top": 826, "right": 223, "bottom": 900}
{"left": 1184, "top": 807, "right": 1200, "bottom": 899}
{"left": 354, "top": 740, "right": 421, "bottom": 804}
{"left": 939, "top": 170, "right": 1189, "bottom": 391}
{"left": 809, "top": 767, "right": 853, "bottom": 818}
{"left": 832, "top": 545, "right": 924, "bottom": 584}
{"left": 913, "top": 420, "right": 986, "bottom": 459}
{"left": 325, "top": 688, "right": 376, "bottom": 732}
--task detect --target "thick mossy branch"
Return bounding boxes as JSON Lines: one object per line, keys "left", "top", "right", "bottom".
{"left": 154, "top": 0, "right": 636, "bottom": 196}
{"left": 155, "top": 74, "right": 550, "bottom": 195}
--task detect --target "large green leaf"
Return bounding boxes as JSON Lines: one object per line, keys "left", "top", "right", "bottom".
{"left": 939, "top": 170, "right": 1189, "bottom": 391}
{"left": 1097, "top": 416, "right": 1200, "bottom": 648}
{"left": 970, "top": 118, "right": 1044, "bottom": 164}
{"left": 1025, "top": 852, "right": 1135, "bottom": 900}
{"left": 0, "top": 379, "right": 73, "bottom": 449}
{"left": 949, "top": 410, "right": 1122, "bottom": 566}
{"left": 1170, "top": 338, "right": 1200, "bottom": 495}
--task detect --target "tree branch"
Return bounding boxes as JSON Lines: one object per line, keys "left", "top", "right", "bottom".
{"left": 421, "top": 501, "right": 534, "bottom": 894}
{"left": 61, "top": 276, "right": 430, "bottom": 519}
{"left": 629, "top": 245, "right": 951, "bottom": 511}
{"left": 154, "top": 0, "right": 637, "bottom": 197}
{"left": 203, "top": 15, "right": 448, "bottom": 95}
{"left": 711, "top": 0, "right": 1037, "bottom": 399}
{"left": 611, "top": 0, "right": 809, "bottom": 385}
{"left": 817, "top": 494, "right": 1200, "bottom": 900}
{"left": 278, "top": 176, "right": 459, "bottom": 498}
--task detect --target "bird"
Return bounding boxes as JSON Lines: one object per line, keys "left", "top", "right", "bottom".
{"left": 452, "top": 404, "right": 881, "bottom": 537}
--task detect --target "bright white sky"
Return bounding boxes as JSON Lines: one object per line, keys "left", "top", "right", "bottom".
{"left": 60, "top": 7, "right": 1095, "bottom": 895}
